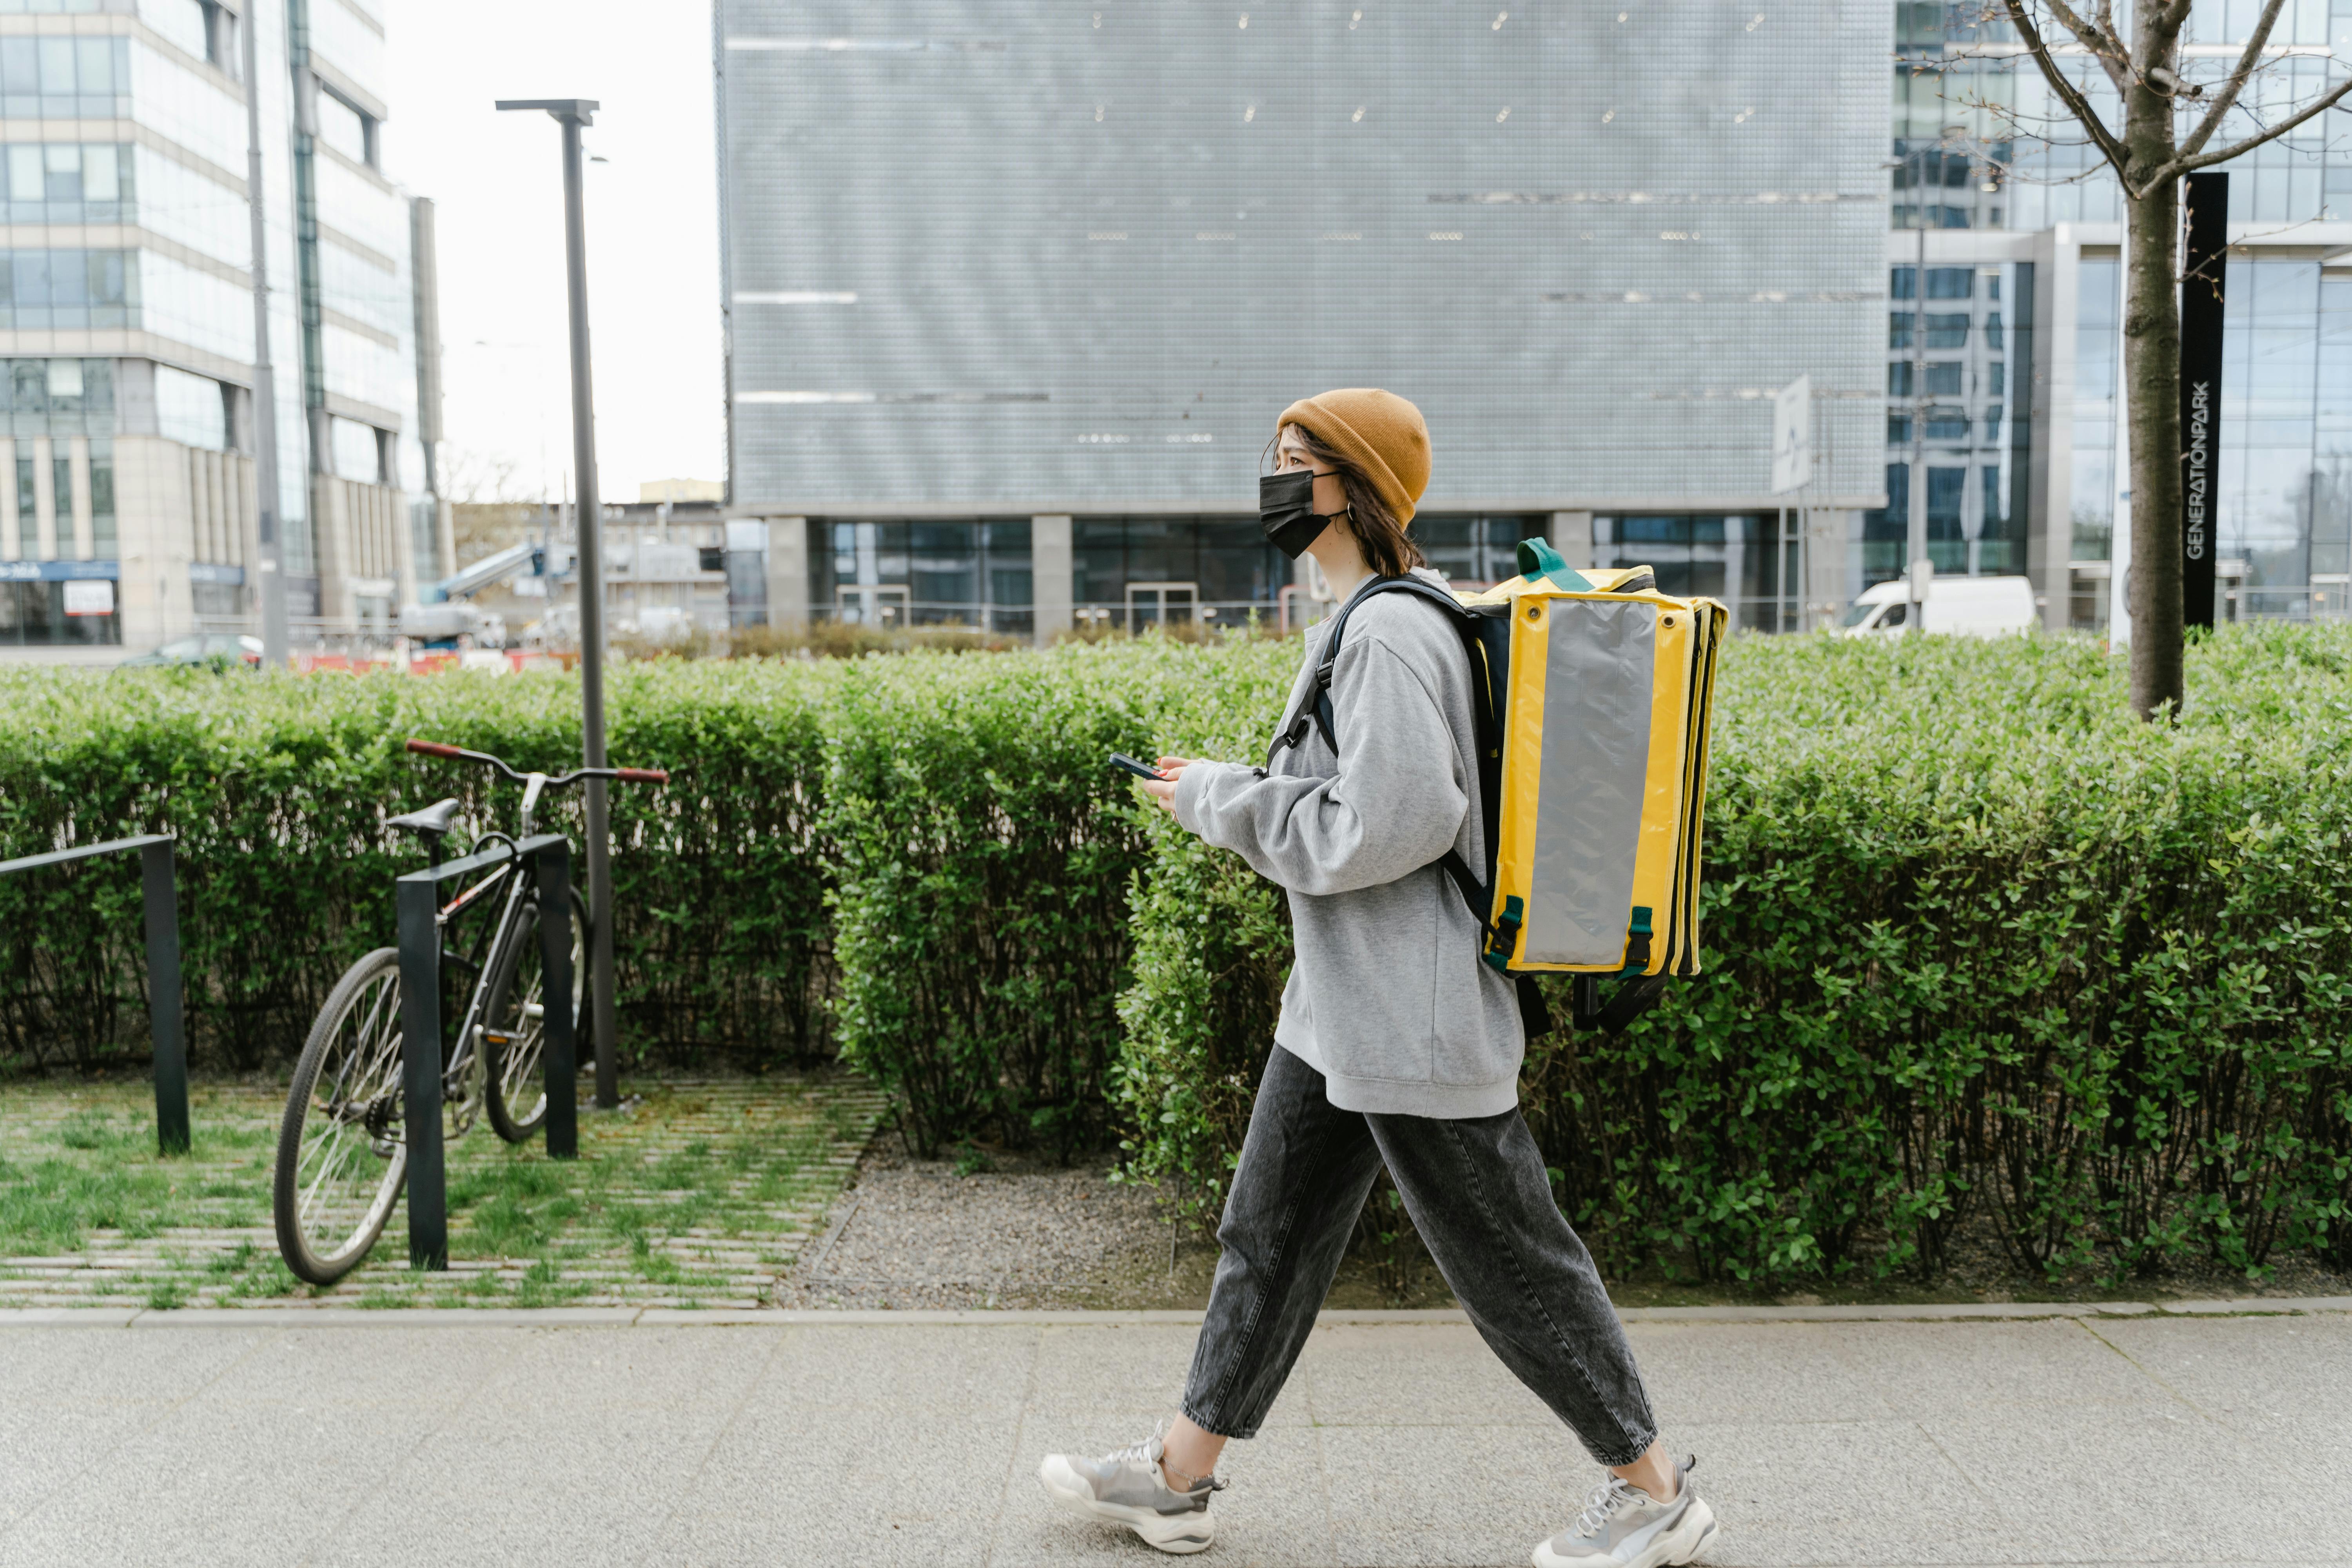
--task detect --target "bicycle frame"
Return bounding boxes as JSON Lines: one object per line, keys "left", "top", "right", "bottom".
{"left": 426, "top": 773, "right": 558, "bottom": 1118}
{"left": 395, "top": 737, "right": 665, "bottom": 1125}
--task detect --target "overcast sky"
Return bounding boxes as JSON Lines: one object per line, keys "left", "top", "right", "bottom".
{"left": 384, "top": 0, "right": 724, "bottom": 504}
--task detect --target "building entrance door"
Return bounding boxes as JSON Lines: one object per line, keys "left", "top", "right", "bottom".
{"left": 1124, "top": 581, "right": 1197, "bottom": 630}
{"left": 837, "top": 583, "right": 910, "bottom": 625}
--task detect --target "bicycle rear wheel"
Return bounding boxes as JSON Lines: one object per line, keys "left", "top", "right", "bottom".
{"left": 483, "top": 887, "right": 591, "bottom": 1143}
{"left": 274, "top": 947, "right": 409, "bottom": 1285}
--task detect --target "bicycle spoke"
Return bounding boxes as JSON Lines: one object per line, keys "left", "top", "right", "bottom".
{"left": 289, "top": 965, "right": 410, "bottom": 1262}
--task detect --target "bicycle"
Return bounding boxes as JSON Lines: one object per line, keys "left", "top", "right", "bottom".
{"left": 271, "top": 738, "right": 668, "bottom": 1285}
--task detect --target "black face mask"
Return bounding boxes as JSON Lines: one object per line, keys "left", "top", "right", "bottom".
{"left": 1259, "top": 469, "right": 1346, "bottom": 560}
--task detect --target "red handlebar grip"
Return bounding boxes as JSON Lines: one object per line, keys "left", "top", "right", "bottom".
{"left": 616, "top": 768, "right": 669, "bottom": 785}
{"left": 406, "top": 739, "right": 463, "bottom": 758}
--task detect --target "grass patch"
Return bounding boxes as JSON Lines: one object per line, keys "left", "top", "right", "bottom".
{"left": 0, "top": 1076, "right": 881, "bottom": 1309}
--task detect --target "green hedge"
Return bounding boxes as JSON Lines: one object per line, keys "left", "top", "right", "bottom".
{"left": 822, "top": 643, "right": 1224, "bottom": 1157}
{"left": 1116, "top": 626, "right": 2352, "bottom": 1283}
{"left": 0, "top": 661, "right": 843, "bottom": 1073}
{"left": 5, "top": 627, "right": 2348, "bottom": 1284}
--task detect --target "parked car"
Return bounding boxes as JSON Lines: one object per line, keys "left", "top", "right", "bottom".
{"left": 120, "top": 633, "right": 264, "bottom": 668}
{"left": 1841, "top": 575, "right": 2038, "bottom": 637}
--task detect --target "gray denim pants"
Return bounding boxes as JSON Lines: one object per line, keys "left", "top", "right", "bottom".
{"left": 1180, "top": 1044, "right": 1658, "bottom": 1466}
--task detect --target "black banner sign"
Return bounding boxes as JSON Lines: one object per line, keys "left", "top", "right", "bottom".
{"left": 2180, "top": 172, "right": 2228, "bottom": 630}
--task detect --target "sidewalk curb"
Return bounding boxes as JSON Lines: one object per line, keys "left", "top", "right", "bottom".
{"left": 4, "top": 1296, "right": 2347, "bottom": 1328}
{"left": 117, "top": 1306, "right": 644, "bottom": 1329}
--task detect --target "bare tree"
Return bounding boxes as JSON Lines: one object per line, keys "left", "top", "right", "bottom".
{"left": 2002, "top": 0, "right": 2352, "bottom": 716}
{"left": 438, "top": 447, "right": 532, "bottom": 506}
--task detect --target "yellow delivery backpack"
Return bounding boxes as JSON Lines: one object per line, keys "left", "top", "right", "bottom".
{"left": 1276, "top": 537, "right": 1725, "bottom": 1038}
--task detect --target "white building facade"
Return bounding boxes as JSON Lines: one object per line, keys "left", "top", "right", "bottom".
{"left": 0, "top": 0, "right": 447, "bottom": 657}
{"left": 715, "top": 0, "right": 1894, "bottom": 640}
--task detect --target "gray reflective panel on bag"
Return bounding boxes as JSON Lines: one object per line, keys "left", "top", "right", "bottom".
{"left": 1524, "top": 599, "right": 1654, "bottom": 965}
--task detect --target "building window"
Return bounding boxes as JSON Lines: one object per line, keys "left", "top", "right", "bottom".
{"left": 1864, "top": 464, "right": 1907, "bottom": 583}
{"left": 1924, "top": 312, "right": 1970, "bottom": 348}
{"left": 1414, "top": 514, "right": 1549, "bottom": 586}
{"left": 0, "top": 579, "right": 122, "bottom": 646}
{"left": 1884, "top": 260, "right": 2036, "bottom": 587}
{"left": 1592, "top": 513, "right": 1802, "bottom": 632}
{"left": 0, "top": 37, "right": 132, "bottom": 121}
{"left": 813, "top": 519, "right": 1033, "bottom": 634}
{"left": 1925, "top": 267, "right": 1974, "bottom": 299}
{"left": 147, "top": 0, "right": 211, "bottom": 63}
{"left": 2071, "top": 256, "right": 2119, "bottom": 568}
{"left": 316, "top": 89, "right": 378, "bottom": 169}
{"left": 201, "top": 1, "right": 239, "bottom": 76}
{"left": 34, "top": 357, "right": 103, "bottom": 414}
{"left": 0, "top": 249, "right": 140, "bottom": 330}
{"left": 2, "top": 143, "right": 132, "bottom": 225}
{"left": 156, "top": 364, "right": 228, "bottom": 450}
{"left": 88, "top": 436, "right": 113, "bottom": 556}
{"left": 331, "top": 416, "right": 386, "bottom": 482}
{"left": 1073, "top": 516, "right": 1287, "bottom": 629}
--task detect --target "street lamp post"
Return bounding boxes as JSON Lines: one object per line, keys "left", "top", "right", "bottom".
{"left": 1904, "top": 147, "right": 1931, "bottom": 633}
{"left": 495, "top": 98, "right": 618, "bottom": 1109}
{"left": 243, "top": 3, "right": 287, "bottom": 666}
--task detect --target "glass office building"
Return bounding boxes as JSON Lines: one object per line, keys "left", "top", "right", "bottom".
{"left": 1882, "top": 0, "right": 2352, "bottom": 626}
{"left": 0, "top": 0, "right": 449, "bottom": 656}
{"left": 716, "top": 0, "right": 1893, "bottom": 638}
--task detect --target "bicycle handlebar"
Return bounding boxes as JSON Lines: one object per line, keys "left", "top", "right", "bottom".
{"left": 405, "top": 738, "right": 668, "bottom": 789}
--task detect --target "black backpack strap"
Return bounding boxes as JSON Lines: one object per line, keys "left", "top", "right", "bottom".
{"left": 1267, "top": 576, "right": 1472, "bottom": 766}
{"left": 1571, "top": 972, "right": 1669, "bottom": 1035}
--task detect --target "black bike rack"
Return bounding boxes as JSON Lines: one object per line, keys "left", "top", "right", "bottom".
{"left": 0, "top": 835, "right": 188, "bottom": 1155}
{"left": 397, "top": 832, "right": 579, "bottom": 1272}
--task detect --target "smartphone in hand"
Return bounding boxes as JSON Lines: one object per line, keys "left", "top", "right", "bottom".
{"left": 1108, "top": 752, "right": 1169, "bottom": 782}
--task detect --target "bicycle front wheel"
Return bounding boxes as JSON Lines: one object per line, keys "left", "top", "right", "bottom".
{"left": 483, "top": 887, "right": 591, "bottom": 1143}
{"left": 274, "top": 947, "right": 410, "bottom": 1285}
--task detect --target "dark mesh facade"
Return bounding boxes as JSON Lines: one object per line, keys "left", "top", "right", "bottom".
{"left": 717, "top": 1, "right": 1891, "bottom": 516}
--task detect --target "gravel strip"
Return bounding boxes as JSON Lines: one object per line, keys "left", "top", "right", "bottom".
{"left": 774, "top": 1140, "right": 1211, "bottom": 1310}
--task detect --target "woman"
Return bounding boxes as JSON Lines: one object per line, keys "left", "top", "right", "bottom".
{"left": 1037, "top": 389, "right": 1717, "bottom": 1568}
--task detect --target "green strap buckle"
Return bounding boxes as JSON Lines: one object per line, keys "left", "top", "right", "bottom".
{"left": 1622, "top": 904, "right": 1653, "bottom": 972}
{"left": 1483, "top": 894, "right": 1525, "bottom": 971}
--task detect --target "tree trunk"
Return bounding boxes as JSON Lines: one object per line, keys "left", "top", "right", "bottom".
{"left": 2122, "top": 63, "right": 2186, "bottom": 718}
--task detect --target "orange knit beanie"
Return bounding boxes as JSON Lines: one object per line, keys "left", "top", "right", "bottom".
{"left": 1276, "top": 388, "right": 1432, "bottom": 525}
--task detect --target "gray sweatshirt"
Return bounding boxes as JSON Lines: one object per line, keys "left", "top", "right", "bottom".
{"left": 1172, "top": 570, "right": 1525, "bottom": 1117}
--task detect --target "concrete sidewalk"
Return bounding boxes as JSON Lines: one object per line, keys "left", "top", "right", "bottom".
{"left": 2, "top": 1305, "right": 2347, "bottom": 1567}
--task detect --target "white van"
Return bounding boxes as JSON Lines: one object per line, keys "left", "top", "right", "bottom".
{"left": 1841, "top": 575, "right": 2037, "bottom": 637}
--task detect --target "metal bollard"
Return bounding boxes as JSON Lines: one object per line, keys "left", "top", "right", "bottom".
{"left": 396, "top": 872, "right": 447, "bottom": 1271}
{"left": 1, "top": 834, "right": 188, "bottom": 1156}
{"left": 534, "top": 840, "right": 578, "bottom": 1159}
{"left": 138, "top": 838, "right": 189, "bottom": 1156}
{"left": 393, "top": 833, "right": 576, "bottom": 1270}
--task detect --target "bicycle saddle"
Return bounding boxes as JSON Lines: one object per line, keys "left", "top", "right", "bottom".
{"left": 385, "top": 798, "right": 462, "bottom": 837}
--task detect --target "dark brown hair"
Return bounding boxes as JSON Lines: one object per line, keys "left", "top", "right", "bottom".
{"left": 1280, "top": 423, "right": 1426, "bottom": 579}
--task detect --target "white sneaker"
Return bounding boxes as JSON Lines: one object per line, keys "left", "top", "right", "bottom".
{"left": 1533, "top": 1454, "right": 1718, "bottom": 1568}
{"left": 1038, "top": 1426, "right": 1222, "bottom": 1555}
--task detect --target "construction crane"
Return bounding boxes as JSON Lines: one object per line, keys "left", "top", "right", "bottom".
{"left": 421, "top": 540, "right": 557, "bottom": 603}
